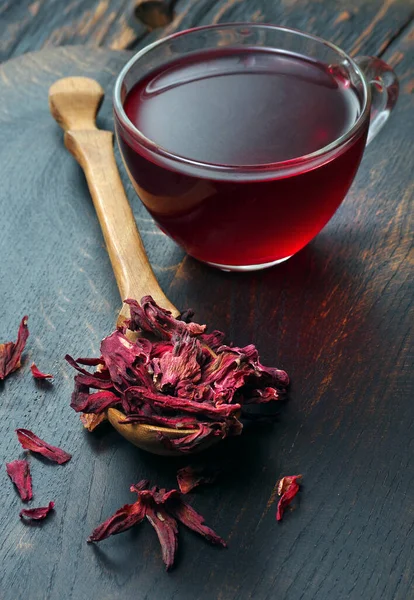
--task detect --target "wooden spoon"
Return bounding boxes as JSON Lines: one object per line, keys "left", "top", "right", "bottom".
{"left": 49, "top": 77, "right": 216, "bottom": 455}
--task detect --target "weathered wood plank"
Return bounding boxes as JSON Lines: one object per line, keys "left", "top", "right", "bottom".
{"left": 0, "top": 21, "right": 412, "bottom": 598}
{"left": 1, "top": 0, "right": 413, "bottom": 63}
{"left": 147, "top": 0, "right": 414, "bottom": 57}
{"left": 0, "top": 0, "right": 147, "bottom": 62}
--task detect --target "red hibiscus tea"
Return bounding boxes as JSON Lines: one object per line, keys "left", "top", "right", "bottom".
{"left": 115, "top": 40, "right": 368, "bottom": 269}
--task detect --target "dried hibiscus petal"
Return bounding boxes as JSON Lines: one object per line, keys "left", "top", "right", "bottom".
{"left": 124, "top": 386, "right": 241, "bottom": 419}
{"left": 88, "top": 500, "right": 146, "bottom": 542}
{"left": 65, "top": 355, "right": 113, "bottom": 387}
{"left": 6, "top": 459, "right": 33, "bottom": 502}
{"left": 165, "top": 493, "right": 226, "bottom": 547}
{"left": 126, "top": 296, "right": 206, "bottom": 339}
{"left": 132, "top": 483, "right": 226, "bottom": 547}
{"left": 178, "top": 308, "right": 194, "bottom": 323}
{"left": 276, "top": 475, "right": 302, "bottom": 521}
{"left": 89, "top": 480, "right": 226, "bottom": 570}
{"left": 16, "top": 429, "right": 72, "bottom": 464}
{"left": 20, "top": 501, "right": 54, "bottom": 521}
{"left": 157, "top": 423, "right": 226, "bottom": 453}
{"left": 146, "top": 503, "right": 178, "bottom": 570}
{"left": 176, "top": 465, "right": 219, "bottom": 494}
{"left": 129, "top": 479, "right": 150, "bottom": 494}
{"left": 31, "top": 363, "right": 53, "bottom": 379}
{"left": 0, "top": 316, "right": 29, "bottom": 380}
{"left": 80, "top": 412, "right": 107, "bottom": 431}
{"left": 71, "top": 388, "right": 119, "bottom": 414}
{"left": 75, "top": 357, "right": 105, "bottom": 367}
{"left": 119, "top": 413, "right": 200, "bottom": 429}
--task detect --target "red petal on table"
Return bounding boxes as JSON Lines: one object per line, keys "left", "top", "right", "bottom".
{"left": 16, "top": 429, "right": 72, "bottom": 464}
{"left": 0, "top": 316, "right": 29, "bottom": 380}
{"left": 176, "top": 465, "right": 218, "bottom": 494}
{"left": 90, "top": 481, "right": 226, "bottom": 569}
{"left": 276, "top": 475, "right": 302, "bottom": 521}
{"left": 88, "top": 499, "right": 146, "bottom": 542}
{"left": 6, "top": 459, "right": 33, "bottom": 502}
{"left": 20, "top": 501, "right": 54, "bottom": 521}
{"left": 80, "top": 412, "right": 107, "bottom": 431}
{"left": 31, "top": 363, "right": 53, "bottom": 379}
{"left": 166, "top": 495, "right": 227, "bottom": 547}
{"left": 145, "top": 503, "right": 178, "bottom": 571}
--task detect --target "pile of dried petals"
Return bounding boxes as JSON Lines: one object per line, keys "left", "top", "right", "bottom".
{"left": 88, "top": 479, "right": 226, "bottom": 570}
{"left": 66, "top": 296, "right": 289, "bottom": 452}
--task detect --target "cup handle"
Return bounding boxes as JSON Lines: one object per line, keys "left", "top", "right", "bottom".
{"left": 354, "top": 56, "right": 399, "bottom": 145}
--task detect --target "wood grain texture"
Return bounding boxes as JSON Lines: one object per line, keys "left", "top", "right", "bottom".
{"left": 0, "top": 21, "right": 413, "bottom": 600}
{"left": 146, "top": 0, "right": 414, "bottom": 58}
{"left": 0, "top": 0, "right": 147, "bottom": 61}
{"left": 1, "top": 0, "right": 414, "bottom": 63}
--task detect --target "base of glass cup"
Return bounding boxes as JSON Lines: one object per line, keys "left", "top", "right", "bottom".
{"left": 204, "top": 255, "right": 293, "bottom": 272}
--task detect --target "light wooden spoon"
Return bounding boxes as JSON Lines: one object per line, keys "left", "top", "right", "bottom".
{"left": 49, "top": 77, "right": 216, "bottom": 455}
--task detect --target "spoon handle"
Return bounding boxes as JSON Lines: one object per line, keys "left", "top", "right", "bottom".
{"left": 64, "top": 129, "right": 178, "bottom": 322}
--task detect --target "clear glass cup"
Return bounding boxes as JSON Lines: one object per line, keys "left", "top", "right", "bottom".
{"left": 113, "top": 24, "right": 398, "bottom": 271}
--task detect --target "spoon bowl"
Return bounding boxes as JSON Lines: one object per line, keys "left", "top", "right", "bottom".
{"left": 107, "top": 408, "right": 219, "bottom": 456}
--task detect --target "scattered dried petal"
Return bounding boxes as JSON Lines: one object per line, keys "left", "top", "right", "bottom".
{"left": 276, "top": 475, "right": 302, "bottom": 521}
{"left": 6, "top": 459, "right": 33, "bottom": 502}
{"left": 146, "top": 503, "right": 178, "bottom": 570}
{"left": 16, "top": 429, "right": 72, "bottom": 464}
{"left": 176, "top": 465, "right": 218, "bottom": 494}
{"left": 31, "top": 363, "right": 53, "bottom": 379}
{"left": 165, "top": 493, "right": 227, "bottom": 547}
{"left": 88, "top": 500, "right": 146, "bottom": 542}
{"left": 80, "top": 412, "right": 107, "bottom": 431}
{"left": 90, "top": 480, "right": 226, "bottom": 570}
{"left": 20, "top": 501, "right": 54, "bottom": 521}
{"left": 0, "top": 316, "right": 29, "bottom": 380}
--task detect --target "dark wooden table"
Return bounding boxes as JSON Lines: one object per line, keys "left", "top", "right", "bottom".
{"left": 1, "top": 2, "right": 413, "bottom": 599}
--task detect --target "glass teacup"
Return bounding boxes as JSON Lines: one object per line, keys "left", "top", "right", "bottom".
{"left": 114, "top": 24, "right": 398, "bottom": 271}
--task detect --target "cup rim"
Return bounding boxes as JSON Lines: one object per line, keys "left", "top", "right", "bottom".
{"left": 113, "top": 23, "right": 371, "bottom": 176}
